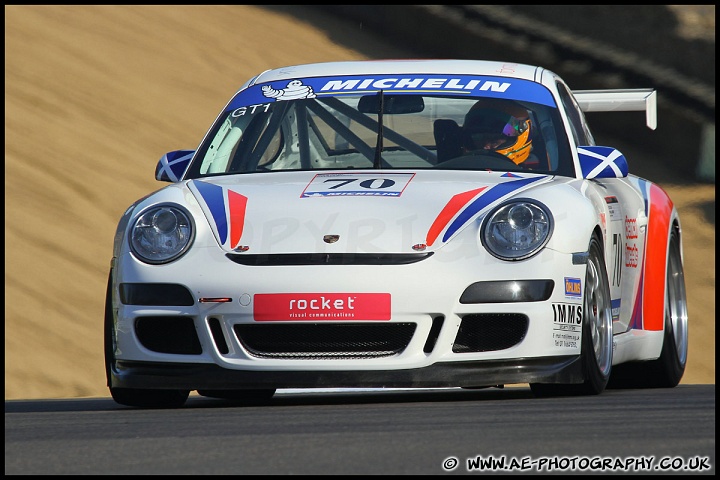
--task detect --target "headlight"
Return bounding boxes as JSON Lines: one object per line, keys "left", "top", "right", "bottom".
{"left": 129, "top": 205, "right": 194, "bottom": 264}
{"left": 481, "top": 199, "right": 553, "bottom": 261}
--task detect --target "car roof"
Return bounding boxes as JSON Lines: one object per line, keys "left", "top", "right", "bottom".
{"left": 249, "top": 59, "right": 543, "bottom": 86}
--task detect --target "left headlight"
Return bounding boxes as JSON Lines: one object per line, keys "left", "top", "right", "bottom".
{"left": 481, "top": 199, "right": 553, "bottom": 261}
{"left": 129, "top": 205, "right": 194, "bottom": 264}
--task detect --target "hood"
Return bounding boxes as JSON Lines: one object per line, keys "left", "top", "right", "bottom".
{"left": 187, "top": 170, "right": 551, "bottom": 254}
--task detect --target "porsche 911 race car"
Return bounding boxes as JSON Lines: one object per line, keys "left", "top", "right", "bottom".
{"left": 105, "top": 59, "right": 688, "bottom": 408}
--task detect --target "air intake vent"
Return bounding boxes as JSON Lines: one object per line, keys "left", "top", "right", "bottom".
{"left": 453, "top": 313, "right": 529, "bottom": 353}
{"left": 225, "top": 252, "right": 432, "bottom": 266}
{"left": 135, "top": 316, "right": 202, "bottom": 354}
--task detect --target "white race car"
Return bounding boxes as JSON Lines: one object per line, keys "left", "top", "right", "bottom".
{"left": 106, "top": 59, "right": 688, "bottom": 407}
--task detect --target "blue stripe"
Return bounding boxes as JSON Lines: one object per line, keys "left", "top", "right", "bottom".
{"left": 194, "top": 181, "right": 227, "bottom": 244}
{"left": 442, "top": 177, "right": 544, "bottom": 242}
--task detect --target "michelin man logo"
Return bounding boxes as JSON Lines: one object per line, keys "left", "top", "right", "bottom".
{"left": 262, "top": 80, "right": 316, "bottom": 101}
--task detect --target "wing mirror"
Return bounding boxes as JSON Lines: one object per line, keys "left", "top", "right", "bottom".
{"left": 578, "top": 146, "right": 628, "bottom": 179}
{"left": 155, "top": 150, "right": 195, "bottom": 182}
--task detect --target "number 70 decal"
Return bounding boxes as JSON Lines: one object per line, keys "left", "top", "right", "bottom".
{"left": 300, "top": 172, "right": 415, "bottom": 198}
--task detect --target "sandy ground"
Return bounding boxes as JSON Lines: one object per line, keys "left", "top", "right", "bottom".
{"left": 5, "top": 6, "right": 714, "bottom": 400}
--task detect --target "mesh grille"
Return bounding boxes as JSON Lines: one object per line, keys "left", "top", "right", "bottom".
{"left": 234, "top": 323, "right": 416, "bottom": 359}
{"left": 453, "top": 313, "right": 529, "bottom": 353}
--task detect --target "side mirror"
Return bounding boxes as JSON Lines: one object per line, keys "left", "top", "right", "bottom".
{"left": 577, "top": 146, "right": 628, "bottom": 179}
{"left": 155, "top": 150, "right": 195, "bottom": 182}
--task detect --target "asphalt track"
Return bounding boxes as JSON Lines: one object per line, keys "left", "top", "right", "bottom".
{"left": 5, "top": 385, "right": 715, "bottom": 475}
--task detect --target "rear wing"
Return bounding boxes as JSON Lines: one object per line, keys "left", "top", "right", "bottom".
{"left": 573, "top": 88, "right": 657, "bottom": 130}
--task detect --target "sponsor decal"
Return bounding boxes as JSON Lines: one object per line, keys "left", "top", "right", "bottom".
{"left": 319, "top": 76, "right": 512, "bottom": 94}
{"left": 611, "top": 298, "right": 621, "bottom": 323}
{"left": 625, "top": 215, "right": 639, "bottom": 239}
{"left": 253, "top": 293, "right": 391, "bottom": 321}
{"left": 225, "top": 74, "right": 558, "bottom": 111}
{"left": 552, "top": 303, "right": 582, "bottom": 325}
{"left": 564, "top": 277, "right": 582, "bottom": 298}
{"left": 552, "top": 302, "right": 582, "bottom": 349}
{"left": 625, "top": 242, "right": 639, "bottom": 268}
{"left": 605, "top": 196, "right": 622, "bottom": 220}
{"left": 301, "top": 172, "right": 414, "bottom": 197}
{"left": 262, "top": 80, "right": 316, "bottom": 101}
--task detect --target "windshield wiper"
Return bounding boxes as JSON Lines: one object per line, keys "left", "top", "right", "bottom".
{"left": 373, "top": 90, "right": 384, "bottom": 169}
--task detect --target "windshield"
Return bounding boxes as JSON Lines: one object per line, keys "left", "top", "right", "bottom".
{"left": 184, "top": 74, "right": 574, "bottom": 178}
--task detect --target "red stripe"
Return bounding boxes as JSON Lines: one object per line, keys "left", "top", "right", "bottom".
{"left": 228, "top": 190, "right": 247, "bottom": 249}
{"left": 642, "top": 184, "right": 673, "bottom": 330}
{"left": 425, "top": 187, "right": 485, "bottom": 246}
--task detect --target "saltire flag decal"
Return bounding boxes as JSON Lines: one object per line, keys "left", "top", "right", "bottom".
{"left": 155, "top": 150, "right": 194, "bottom": 182}
{"left": 578, "top": 146, "right": 628, "bottom": 179}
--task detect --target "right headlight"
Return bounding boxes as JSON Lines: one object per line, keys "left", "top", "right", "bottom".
{"left": 129, "top": 205, "right": 194, "bottom": 264}
{"left": 481, "top": 199, "right": 553, "bottom": 261}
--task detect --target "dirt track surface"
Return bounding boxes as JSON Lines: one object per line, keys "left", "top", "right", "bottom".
{"left": 5, "top": 6, "right": 715, "bottom": 400}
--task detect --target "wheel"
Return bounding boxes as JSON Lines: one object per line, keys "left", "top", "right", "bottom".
{"left": 197, "top": 389, "right": 276, "bottom": 404}
{"left": 608, "top": 224, "right": 687, "bottom": 388}
{"left": 104, "top": 269, "right": 115, "bottom": 389}
{"left": 531, "top": 234, "right": 613, "bottom": 397}
{"left": 104, "top": 268, "right": 190, "bottom": 408}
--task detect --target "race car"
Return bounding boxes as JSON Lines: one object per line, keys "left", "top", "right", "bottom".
{"left": 105, "top": 59, "right": 688, "bottom": 408}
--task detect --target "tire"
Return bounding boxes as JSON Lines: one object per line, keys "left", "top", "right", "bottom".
{"left": 104, "top": 269, "right": 115, "bottom": 389}
{"left": 531, "top": 234, "right": 613, "bottom": 397}
{"left": 104, "top": 268, "right": 190, "bottom": 408}
{"left": 197, "top": 389, "right": 276, "bottom": 404}
{"left": 608, "top": 224, "right": 687, "bottom": 388}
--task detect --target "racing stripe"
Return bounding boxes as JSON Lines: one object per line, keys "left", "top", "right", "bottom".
{"left": 228, "top": 190, "right": 248, "bottom": 249}
{"left": 441, "top": 176, "right": 545, "bottom": 242}
{"left": 193, "top": 181, "right": 228, "bottom": 244}
{"left": 642, "top": 183, "right": 673, "bottom": 330}
{"left": 425, "top": 187, "right": 485, "bottom": 246}
{"left": 629, "top": 267, "right": 644, "bottom": 330}
{"left": 627, "top": 178, "right": 648, "bottom": 330}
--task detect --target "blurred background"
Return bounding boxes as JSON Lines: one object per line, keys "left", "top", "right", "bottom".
{"left": 5, "top": 5, "right": 714, "bottom": 400}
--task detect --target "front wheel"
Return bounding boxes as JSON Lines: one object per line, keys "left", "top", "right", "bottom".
{"left": 531, "top": 234, "right": 613, "bottom": 397}
{"left": 110, "top": 387, "right": 190, "bottom": 409}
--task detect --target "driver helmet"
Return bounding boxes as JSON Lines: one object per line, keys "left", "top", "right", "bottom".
{"left": 461, "top": 99, "right": 532, "bottom": 165}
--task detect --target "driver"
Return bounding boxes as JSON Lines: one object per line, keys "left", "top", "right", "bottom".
{"left": 460, "top": 99, "right": 533, "bottom": 165}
